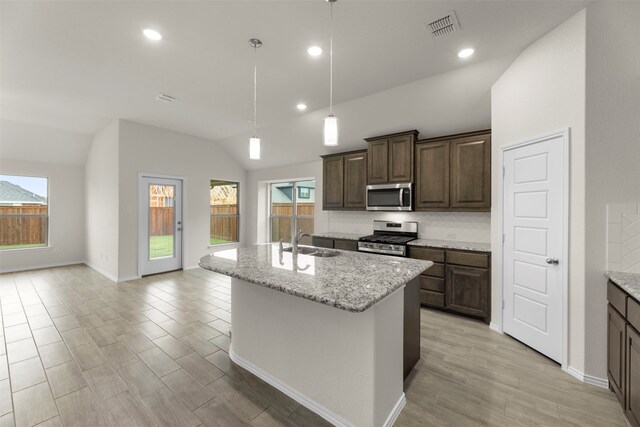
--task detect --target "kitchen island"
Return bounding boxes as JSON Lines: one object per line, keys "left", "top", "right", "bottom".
{"left": 200, "top": 244, "right": 431, "bottom": 427}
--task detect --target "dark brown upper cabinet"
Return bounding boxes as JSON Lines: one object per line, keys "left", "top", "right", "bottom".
{"left": 365, "top": 130, "right": 418, "bottom": 185}
{"left": 450, "top": 133, "right": 491, "bottom": 209}
{"left": 415, "top": 141, "right": 450, "bottom": 209}
{"left": 415, "top": 130, "right": 491, "bottom": 212}
{"left": 321, "top": 150, "right": 367, "bottom": 211}
{"left": 322, "top": 155, "right": 344, "bottom": 209}
{"left": 343, "top": 152, "right": 367, "bottom": 209}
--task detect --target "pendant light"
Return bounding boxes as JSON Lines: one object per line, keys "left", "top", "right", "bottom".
{"left": 249, "top": 38, "right": 262, "bottom": 159}
{"left": 323, "top": 0, "right": 339, "bottom": 146}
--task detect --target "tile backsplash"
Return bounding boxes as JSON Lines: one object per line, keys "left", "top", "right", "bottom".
{"left": 327, "top": 211, "right": 491, "bottom": 243}
{"left": 607, "top": 203, "right": 640, "bottom": 273}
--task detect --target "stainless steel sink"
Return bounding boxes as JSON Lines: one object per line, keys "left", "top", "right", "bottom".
{"left": 282, "top": 246, "right": 339, "bottom": 257}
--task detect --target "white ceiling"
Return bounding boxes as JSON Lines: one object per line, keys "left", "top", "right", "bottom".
{"left": 1, "top": 1, "right": 587, "bottom": 167}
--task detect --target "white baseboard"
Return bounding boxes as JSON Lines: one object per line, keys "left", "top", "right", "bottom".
{"left": 489, "top": 322, "right": 503, "bottom": 334}
{"left": 565, "top": 366, "right": 609, "bottom": 388}
{"left": 383, "top": 394, "right": 406, "bottom": 427}
{"left": 117, "top": 275, "right": 141, "bottom": 282}
{"left": 84, "top": 262, "right": 118, "bottom": 282}
{"left": 0, "top": 260, "right": 85, "bottom": 274}
{"left": 183, "top": 265, "right": 200, "bottom": 270}
{"left": 230, "top": 347, "right": 404, "bottom": 427}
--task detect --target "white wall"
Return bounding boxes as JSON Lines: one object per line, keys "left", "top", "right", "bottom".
{"left": 0, "top": 159, "right": 85, "bottom": 272}
{"left": 84, "top": 121, "right": 120, "bottom": 280}
{"left": 583, "top": 2, "right": 640, "bottom": 379}
{"left": 491, "top": 10, "right": 587, "bottom": 373}
{"left": 246, "top": 160, "right": 327, "bottom": 245}
{"left": 117, "top": 120, "right": 246, "bottom": 279}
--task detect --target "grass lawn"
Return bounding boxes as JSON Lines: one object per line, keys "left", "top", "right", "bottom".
{"left": 0, "top": 243, "right": 46, "bottom": 250}
{"left": 150, "top": 235, "right": 234, "bottom": 258}
{"left": 149, "top": 235, "right": 174, "bottom": 258}
{"left": 210, "top": 237, "right": 233, "bottom": 245}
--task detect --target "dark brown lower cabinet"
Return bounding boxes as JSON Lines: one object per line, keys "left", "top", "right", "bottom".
{"left": 446, "top": 265, "right": 490, "bottom": 322}
{"left": 609, "top": 304, "right": 626, "bottom": 406}
{"left": 628, "top": 325, "right": 640, "bottom": 426}
{"left": 410, "top": 246, "right": 491, "bottom": 324}
{"left": 311, "top": 236, "right": 358, "bottom": 252}
{"left": 607, "top": 281, "right": 640, "bottom": 427}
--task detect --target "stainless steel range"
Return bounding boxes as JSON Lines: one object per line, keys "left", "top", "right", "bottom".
{"left": 357, "top": 220, "right": 418, "bottom": 257}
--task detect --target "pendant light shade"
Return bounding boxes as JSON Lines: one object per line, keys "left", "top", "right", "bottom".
{"left": 323, "top": 115, "right": 339, "bottom": 146}
{"left": 323, "top": 0, "right": 339, "bottom": 147}
{"left": 249, "top": 38, "right": 262, "bottom": 159}
{"left": 249, "top": 137, "right": 261, "bottom": 160}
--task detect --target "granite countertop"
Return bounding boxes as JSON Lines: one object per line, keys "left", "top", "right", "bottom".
{"left": 408, "top": 239, "right": 491, "bottom": 253}
{"left": 199, "top": 244, "right": 432, "bottom": 313}
{"left": 311, "top": 232, "right": 365, "bottom": 241}
{"left": 605, "top": 271, "right": 640, "bottom": 302}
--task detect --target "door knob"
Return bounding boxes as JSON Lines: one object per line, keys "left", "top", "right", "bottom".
{"left": 177, "top": 226, "right": 183, "bottom": 231}
{"left": 546, "top": 257, "right": 559, "bottom": 265}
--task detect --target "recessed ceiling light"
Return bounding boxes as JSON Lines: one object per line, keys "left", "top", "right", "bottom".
{"left": 457, "top": 48, "right": 474, "bottom": 58}
{"left": 143, "top": 28, "right": 162, "bottom": 41}
{"left": 296, "top": 103, "right": 307, "bottom": 111}
{"left": 307, "top": 46, "right": 322, "bottom": 57}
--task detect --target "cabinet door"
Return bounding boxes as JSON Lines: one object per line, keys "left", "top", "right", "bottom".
{"left": 450, "top": 133, "right": 491, "bottom": 209}
{"left": 323, "top": 156, "right": 344, "bottom": 209}
{"left": 445, "top": 265, "right": 490, "bottom": 320}
{"left": 628, "top": 325, "right": 640, "bottom": 426}
{"left": 343, "top": 152, "right": 367, "bottom": 209}
{"left": 608, "top": 305, "right": 626, "bottom": 407}
{"left": 388, "top": 135, "right": 413, "bottom": 183}
{"left": 312, "top": 237, "right": 334, "bottom": 249}
{"left": 415, "top": 141, "right": 450, "bottom": 209}
{"left": 367, "top": 140, "right": 389, "bottom": 184}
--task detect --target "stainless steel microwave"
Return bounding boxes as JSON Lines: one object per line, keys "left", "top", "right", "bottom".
{"left": 366, "top": 183, "right": 412, "bottom": 211}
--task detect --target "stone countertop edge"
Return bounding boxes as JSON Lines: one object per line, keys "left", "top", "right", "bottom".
{"left": 311, "top": 232, "right": 365, "bottom": 241}
{"left": 605, "top": 271, "right": 640, "bottom": 303}
{"left": 408, "top": 239, "right": 491, "bottom": 253}
{"left": 199, "top": 246, "right": 432, "bottom": 313}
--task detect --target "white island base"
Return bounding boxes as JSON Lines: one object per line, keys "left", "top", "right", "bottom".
{"left": 229, "top": 277, "right": 406, "bottom": 427}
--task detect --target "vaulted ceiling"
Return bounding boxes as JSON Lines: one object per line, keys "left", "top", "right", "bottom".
{"left": 1, "top": 1, "right": 587, "bottom": 167}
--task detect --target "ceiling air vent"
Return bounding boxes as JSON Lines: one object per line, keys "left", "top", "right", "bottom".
{"left": 427, "top": 11, "right": 460, "bottom": 39}
{"left": 155, "top": 93, "right": 176, "bottom": 102}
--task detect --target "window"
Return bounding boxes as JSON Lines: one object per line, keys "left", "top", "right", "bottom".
{"left": 270, "top": 180, "right": 315, "bottom": 244}
{"left": 210, "top": 180, "right": 239, "bottom": 245}
{"left": 0, "top": 175, "right": 49, "bottom": 250}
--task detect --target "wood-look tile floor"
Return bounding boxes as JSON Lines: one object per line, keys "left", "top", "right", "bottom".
{"left": 0, "top": 265, "right": 628, "bottom": 427}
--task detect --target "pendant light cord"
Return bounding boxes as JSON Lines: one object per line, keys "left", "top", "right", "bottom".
{"left": 329, "top": 0, "right": 334, "bottom": 115}
{"left": 253, "top": 45, "right": 257, "bottom": 136}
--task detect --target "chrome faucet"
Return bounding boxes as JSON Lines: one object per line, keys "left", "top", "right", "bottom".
{"left": 291, "top": 229, "right": 310, "bottom": 255}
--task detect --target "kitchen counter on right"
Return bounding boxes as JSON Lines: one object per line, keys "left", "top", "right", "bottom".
{"left": 408, "top": 239, "right": 491, "bottom": 253}
{"left": 605, "top": 271, "right": 640, "bottom": 302}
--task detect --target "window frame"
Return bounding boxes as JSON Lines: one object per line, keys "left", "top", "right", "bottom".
{"left": 268, "top": 180, "right": 315, "bottom": 243}
{"left": 209, "top": 180, "right": 240, "bottom": 247}
{"left": 0, "top": 174, "right": 50, "bottom": 251}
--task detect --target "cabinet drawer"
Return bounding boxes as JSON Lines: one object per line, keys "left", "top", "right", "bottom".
{"left": 446, "top": 250, "right": 489, "bottom": 268}
{"left": 424, "top": 262, "right": 445, "bottom": 278}
{"left": 608, "top": 282, "right": 627, "bottom": 317}
{"left": 410, "top": 247, "right": 445, "bottom": 263}
{"left": 420, "top": 276, "right": 444, "bottom": 293}
{"left": 420, "top": 290, "right": 444, "bottom": 308}
{"left": 629, "top": 297, "right": 640, "bottom": 333}
{"left": 334, "top": 239, "right": 358, "bottom": 252}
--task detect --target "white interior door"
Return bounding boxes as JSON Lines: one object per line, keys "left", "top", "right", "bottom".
{"left": 140, "top": 176, "right": 183, "bottom": 276}
{"left": 502, "top": 132, "right": 567, "bottom": 363}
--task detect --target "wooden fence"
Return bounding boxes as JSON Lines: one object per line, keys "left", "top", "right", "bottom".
{"left": 148, "top": 203, "right": 314, "bottom": 243}
{"left": 0, "top": 206, "right": 48, "bottom": 246}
